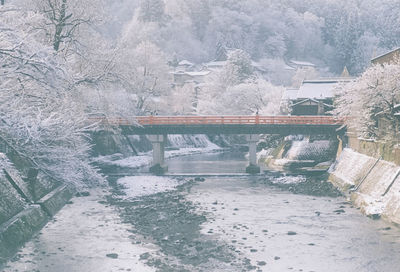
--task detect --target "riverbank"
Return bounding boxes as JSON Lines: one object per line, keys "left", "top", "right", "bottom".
{"left": 329, "top": 148, "right": 400, "bottom": 223}
{"left": 0, "top": 153, "right": 73, "bottom": 264}
{"left": 5, "top": 151, "right": 400, "bottom": 272}
{"left": 260, "top": 135, "right": 400, "bottom": 225}
{"left": 2, "top": 188, "right": 156, "bottom": 272}
{"left": 0, "top": 133, "right": 223, "bottom": 266}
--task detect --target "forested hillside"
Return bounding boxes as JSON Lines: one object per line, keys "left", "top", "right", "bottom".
{"left": 109, "top": 0, "right": 400, "bottom": 75}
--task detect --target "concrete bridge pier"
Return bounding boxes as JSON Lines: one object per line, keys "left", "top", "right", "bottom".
{"left": 148, "top": 135, "right": 168, "bottom": 175}
{"left": 246, "top": 134, "right": 261, "bottom": 174}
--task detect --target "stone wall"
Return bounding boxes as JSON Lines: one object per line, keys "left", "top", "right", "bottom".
{"left": 348, "top": 136, "right": 400, "bottom": 165}
{"left": 329, "top": 148, "right": 400, "bottom": 224}
{"left": 0, "top": 153, "right": 73, "bottom": 264}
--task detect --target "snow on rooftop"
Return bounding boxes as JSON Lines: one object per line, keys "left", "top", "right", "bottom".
{"left": 371, "top": 47, "right": 400, "bottom": 62}
{"left": 205, "top": 61, "right": 227, "bottom": 67}
{"left": 284, "top": 64, "right": 296, "bottom": 71}
{"left": 283, "top": 88, "right": 299, "bottom": 100}
{"left": 297, "top": 80, "right": 337, "bottom": 99}
{"left": 170, "top": 71, "right": 211, "bottom": 77}
{"left": 295, "top": 77, "right": 354, "bottom": 100}
{"left": 289, "top": 60, "right": 316, "bottom": 67}
{"left": 185, "top": 71, "right": 211, "bottom": 76}
{"left": 178, "top": 60, "right": 194, "bottom": 66}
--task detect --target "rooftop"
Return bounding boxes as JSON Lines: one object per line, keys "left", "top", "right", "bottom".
{"left": 296, "top": 78, "right": 354, "bottom": 100}
{"left": 178, "top": 60, "right": 194, "bottom": 66}
{"left": 283, "top": 88, "right": 299, "bottom": 100}
{"left": 371, "top": 48, "right": 400, "bottom": 63}
{"left": 205, "top": 61, "right": 227, "bottom": 67}
{"left": 289, "top": 60, "right": 316, "bottom": 67}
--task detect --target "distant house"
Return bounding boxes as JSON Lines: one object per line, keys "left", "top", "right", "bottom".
{"left": 203, "top": 61, "right": 227, "bottom": 72}
{"left": 177, "top": 60, "right": 195, "bottom": 71}
{"left": 286, "top": 76, "right": 353, "bottom": 115}
{"left": 289, "top": 60, "right": 316, "bottom": 70}
{"left": 171, "top": 70, "right": 211, "bottom": 86}
{"left": 371, "top": 48, "right": 400, "bottom": 65}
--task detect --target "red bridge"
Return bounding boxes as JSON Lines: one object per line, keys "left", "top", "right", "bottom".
{"left": 92, "top": 115, "right": 345, "bottom": 135}
{"left": 91, "top": 115, "right": 345, "bottom": 174}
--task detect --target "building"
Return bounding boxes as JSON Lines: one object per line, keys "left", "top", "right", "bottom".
{"left": 285, "top": 75, "right": 353, "bottom": 116}
{"left": 289, "top": 60, "right": 316, "bottom": 70}
{"left": 203, "top": 61, "right": 227, "bottom": 72}
{"left": 176, "top": 60, "right": 195, "bottom": 71}
{"left": 371, "top": 48, "right": 400, "bottom": 65}
{"left": 171, "top": 70, "right": 211, "bottom": 86}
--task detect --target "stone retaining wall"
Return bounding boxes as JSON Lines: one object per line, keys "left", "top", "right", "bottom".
{"left": 348, "top": 136, "right": 400, "bottom": 165}
{"left": 0, "top": 153, "right": 73, "bottom": 264}
{"left": 329, "top": 148, "right": 400, "bottom": 224}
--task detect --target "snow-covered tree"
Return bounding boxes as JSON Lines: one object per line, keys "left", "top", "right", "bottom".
{"left": 197, "top": 75, "right": 283, "bottom": 115}
{"left": 169, "top": 83, "right": 197, "bottom": 115}
{"left": 221, "top": 79, "right": 284, "bottom": 115}
{"left": 115, "top": 40, "right": 172, "bottom": 115}
{"left": 291, "top": 67, "right": 320, "bottom": 88}
{"left": 0, "top": 6, "right": 101, "bottom": 187}
{"left": 138, "top": 0, "right": 165, "bottom": 23}
{"left": 334, "top": 62, "right": 400, "bottom": 140}
{"left": 18, "top": 0, "right": 105, "bottom": 53}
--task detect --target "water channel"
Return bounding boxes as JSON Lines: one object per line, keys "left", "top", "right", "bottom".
{"left": 5, "top": 151, "right": 400, "bottom": 272}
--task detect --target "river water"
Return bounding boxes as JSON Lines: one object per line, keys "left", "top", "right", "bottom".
{"left": 109, "top": 152, "right": 400, "bottom": 272}
{"left": 4, "top": 151, "right": 400, "bottom": 272}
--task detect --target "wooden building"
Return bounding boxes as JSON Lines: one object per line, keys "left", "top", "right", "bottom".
{"left": 371, "top": 48, "right": 400, "bottom": 65}
{"left": 285, "top": 76, "right": 353, "bottom": 116}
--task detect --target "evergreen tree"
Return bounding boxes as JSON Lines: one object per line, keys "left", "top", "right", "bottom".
{"left": 139, "top": 0, "right": 165, "bottom": 23}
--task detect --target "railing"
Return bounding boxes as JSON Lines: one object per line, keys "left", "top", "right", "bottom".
{"left": 89, "top": 115, "right": 344, "bottom": 126}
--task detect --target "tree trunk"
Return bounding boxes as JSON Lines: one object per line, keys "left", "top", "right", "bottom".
{"left": 53, "top": 0, "right": 67, "bottom": 51}
{"left": 1, "top": 0, "right": 5, "bottom": 6}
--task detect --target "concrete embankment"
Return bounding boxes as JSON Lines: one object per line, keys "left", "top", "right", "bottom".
{"left": 0, "top": 153, "right": 73, "bottom": 264}
{"left": 329, "top": 148, "right": 400, "bottom": 223}
{"left": 261, "top": 135, "right": 400, "bottom": 224}
{"left": 91, "top": 132, "right": 233, "bottom": 157}
{"left": 261, "top": 135, "right": 339, "bottom": 173}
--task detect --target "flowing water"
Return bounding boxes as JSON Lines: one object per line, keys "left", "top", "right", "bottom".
{"left": 4, "top": 151, "right": 400, "bottom": 272}
{"left": 109, "top": 152, "right": 400, "bottom": 272}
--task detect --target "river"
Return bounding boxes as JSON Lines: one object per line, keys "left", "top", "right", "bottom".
{"left": 4, "top": 151, "right": 400, "bottom": 272}
{"left": 109, "top": 151, "right": 400, "bottom": 272}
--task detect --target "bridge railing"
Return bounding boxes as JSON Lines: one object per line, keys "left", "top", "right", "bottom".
{"left": 135, "top": 115, "right": 344, "bottom": 126}
{"left": 88, "top": 115, "right": 344, "bottom": 126}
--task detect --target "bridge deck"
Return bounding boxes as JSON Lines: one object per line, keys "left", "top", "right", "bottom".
{"left": 90, "top": 115, "right": 345, "bottom": 135}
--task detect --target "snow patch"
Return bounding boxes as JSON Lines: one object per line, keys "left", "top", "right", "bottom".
{"left": 270, "top": 175, "right": 306, "bottom": 184}
{"left": 117, "top": 176, "right": 185, "bottom": 199}
{"left": 329, "top": 148, "right": 376, "bottom": 186}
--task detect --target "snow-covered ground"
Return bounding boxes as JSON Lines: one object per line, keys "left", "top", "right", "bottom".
{"left": 3, "top": 189, "right": 157, "bottom": 272}
{"left": 185, "top": 176, "right": 400, "bottom": 272}
{"left": 117, "top": 176, "right": 187, "bottom": 200}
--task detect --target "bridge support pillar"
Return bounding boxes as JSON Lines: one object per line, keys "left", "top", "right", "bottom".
{"left": 148, "top": 135, "right": 168, "bottom": 175}
{"left": 246, "top": 134, "right": 261, "bottom": 174}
